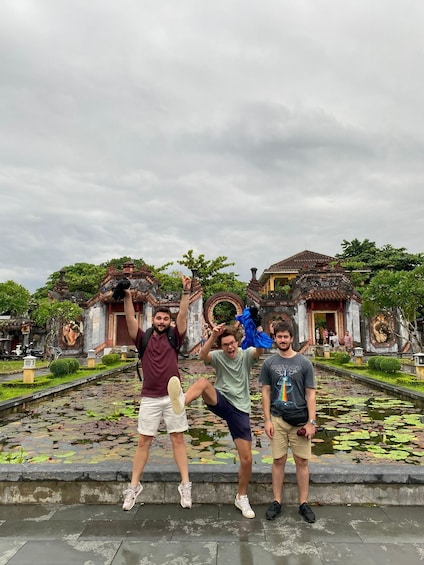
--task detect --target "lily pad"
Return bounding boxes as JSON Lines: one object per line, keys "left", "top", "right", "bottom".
{"left": 215, "top": 452, "right": 235, "bottom": 459}
{"left": 333, "top": 444, "right": 353, "bottom": 451}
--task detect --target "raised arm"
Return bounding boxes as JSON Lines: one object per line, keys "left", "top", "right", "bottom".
{"left": 199, "top": 323, "right": 225, "bottom": 363}
{"left": 123, "top": 288, "right": 139, "bottom": 341}
{"left": 176, "top": 273, "right": 191, "bottom": 336}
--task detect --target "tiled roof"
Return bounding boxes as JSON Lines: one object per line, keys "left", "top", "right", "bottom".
{"left": 260, "top": 250, "right": 337, "bottom": 279}
{"left": 300, "top": 289, "right": 353, "bottom": 301}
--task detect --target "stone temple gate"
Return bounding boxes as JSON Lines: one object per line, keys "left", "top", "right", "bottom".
{"left": 22, "top": 251, "right": 413, "bottom": 357}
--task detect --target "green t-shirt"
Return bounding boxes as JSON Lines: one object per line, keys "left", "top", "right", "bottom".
{"left": 208, "top": 347, "right": 256, "bottom": 414}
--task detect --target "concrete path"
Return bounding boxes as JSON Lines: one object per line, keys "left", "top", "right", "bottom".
{"left": 0, "top": 502, "right": 423, "bottom": 564}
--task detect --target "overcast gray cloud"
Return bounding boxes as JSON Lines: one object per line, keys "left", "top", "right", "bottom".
{"left": 1, "top": 0, "right": 423, "bottom": 292}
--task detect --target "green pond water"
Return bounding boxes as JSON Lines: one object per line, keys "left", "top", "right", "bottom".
{"left": 0, "top": 360, "right": 423, "bottom": 466}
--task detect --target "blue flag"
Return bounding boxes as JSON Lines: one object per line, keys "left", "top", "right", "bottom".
{"left": 235, "top": 307, "right": 274, "bottom": 350}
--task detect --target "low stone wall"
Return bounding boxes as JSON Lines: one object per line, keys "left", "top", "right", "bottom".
{"left": 1, "top": 463, "right": 423, "bottom": 506}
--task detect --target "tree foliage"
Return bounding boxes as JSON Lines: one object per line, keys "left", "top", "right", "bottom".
{"left": 49, "top": 263, "right": 107, "bottom": 297}
{"left": 30, "top": 252, "right": 247, "bottom": 304}
{"left": 31, "top": 299, "right": 83, "bottom": 328}
{"left": 102, "top": 257, "right": 182, "bottom": 292}
{"left": 101, "top": 257, "right": 146, "bottom": 271}
{"left": 178, "top": 250, "right": 246, "bottom": 301}
{"left": 337, "top": 238, "right": 424, "bottom": 289}
{"left": 0, "top": 280, "right": 30, "bottom": 316}
{"left": 33, "top": 263, "right": 107, "bottom": 300}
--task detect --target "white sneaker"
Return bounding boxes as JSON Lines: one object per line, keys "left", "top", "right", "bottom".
{"left": 178, "top": 481, "right": 192, "bottom": 509}
{"left": 122, "top": 482, "right": 143, "bottom": 511}
{"left": 235, "top": 494, "right": 255, "bottom": 518}
{"left": 168, "top": 376, "right": 185, "bottom": 414}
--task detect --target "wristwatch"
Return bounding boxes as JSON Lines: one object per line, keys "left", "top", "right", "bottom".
{"left": 309, "top": 419, "right": 317, "bottom": 425}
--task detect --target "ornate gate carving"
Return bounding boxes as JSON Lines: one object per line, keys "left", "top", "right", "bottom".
{"left": 203, "top": 292, "right": 244, "bottom": 327}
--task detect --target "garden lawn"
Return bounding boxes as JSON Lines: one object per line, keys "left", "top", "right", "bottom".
{"left": 0, "top": 361, "right": 133, "bottom": 402}
{"left": 316, "top": 358, "right": 424, "bottom": 394}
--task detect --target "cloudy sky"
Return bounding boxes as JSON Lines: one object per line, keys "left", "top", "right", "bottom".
{"left": 1, "top": 0, "right": 423, "bottom": 293}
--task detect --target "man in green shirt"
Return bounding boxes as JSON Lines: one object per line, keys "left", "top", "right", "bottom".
{"left": 168, "top": 323, "right": 264, "bottom": 518}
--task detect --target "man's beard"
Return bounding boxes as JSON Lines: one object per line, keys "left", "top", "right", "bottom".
{"left": 153, "top": 326, "right": 168, "bottom": 335}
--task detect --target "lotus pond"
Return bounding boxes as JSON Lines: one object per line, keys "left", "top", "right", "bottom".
{"left": 0, "top": 359, "right": 423, "bottom": 466}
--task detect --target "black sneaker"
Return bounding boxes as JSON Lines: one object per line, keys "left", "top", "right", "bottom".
{"left": 265, "top": 500, "right": 282, "bottom": 520}
{"left": 299, "top": 502, "right": 316, "bottom": 523}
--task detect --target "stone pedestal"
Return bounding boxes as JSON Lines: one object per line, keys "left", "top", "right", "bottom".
{"left": 23, "top": 368, "right": 35, "bottom": 384}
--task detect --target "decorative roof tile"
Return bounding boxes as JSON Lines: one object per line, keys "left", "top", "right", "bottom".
{"left": 300, "top": 289, "right": 352, "bottom": 301}
{"left": 265, "top": 250, "right": 336, "bottom": 273}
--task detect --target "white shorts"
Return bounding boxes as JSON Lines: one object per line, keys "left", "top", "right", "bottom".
{"left": 137, "top": 395, "right": 188, "bottom": 436}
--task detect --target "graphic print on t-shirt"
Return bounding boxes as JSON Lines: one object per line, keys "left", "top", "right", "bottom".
{"left": 274, "top": 368, "right": 297, "bottom": 411}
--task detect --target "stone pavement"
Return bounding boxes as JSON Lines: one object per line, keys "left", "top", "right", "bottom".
{"left": 0, "top": 363, "right": 423, "bottom": 563}
{"left": 0, "top": 501, "right": 423, "bottom": 564}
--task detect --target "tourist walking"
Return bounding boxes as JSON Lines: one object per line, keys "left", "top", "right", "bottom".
{"left": 260, "top": 320, "right": 317, "bottom": 523}
{"left": 168, "top": 323, "right": 264, "bottom": 519}
{"left": 121, "top": 273, "right": 192, "bottom": 511}
{"left": 343, "top": 330, "right": 353, "bottom": 353}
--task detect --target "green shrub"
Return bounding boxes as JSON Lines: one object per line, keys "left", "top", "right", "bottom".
{"left": 66, "top": 358, "right": 80, "bottom": 373}
{"left": 367, "top": 356, "right": 379, "bottom": 370}
{"left": 50, "top": 358, "right": 80, "bottom": 377}
{"left": 102, "top": 353, "right": 120, "bottom": 366}
{"left": 333, "top": 351, "right": 351, "bottom": 365}
{"left": 50, "top": 359, "right": 70, "bottom": 376}
{"left": 379, "top": 357, "right": 401, "bottom": 374}
{"left": 368, "top": 356, "right": 385, "bottom": 371}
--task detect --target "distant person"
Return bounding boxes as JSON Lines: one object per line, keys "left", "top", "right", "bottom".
{"left": 260, "top": 320, "right": 317, "bottom": 524}
{"left": 323, "top": 328, "right": 328, "bottom": 344}
{"left": 329, "top": 332, "right": 339, "bottom": 349}
{"left": 168, "top": 323, "right": 264, "bottom": 519}
{"left": 121, "top": 273, "right": 193, "bottom": 511}
{"left": 343, "top": 331, "right": 353, "bottom": 353}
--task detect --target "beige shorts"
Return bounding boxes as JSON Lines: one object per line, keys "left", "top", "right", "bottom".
{"left": 137, "top": 395, "right": 188, "bottom": 436}
{"left": 270, "top": 415, "right": 312, "bottom": 460}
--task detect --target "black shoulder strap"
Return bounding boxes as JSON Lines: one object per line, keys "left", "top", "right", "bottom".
{"left": 139, "top": 327, "right": 155, "bottom": 360}
{"left": 136, "top": 326, "right": 180, "bottom": 382}
{"left": 139, "top": 326, "right": 179, "bottom": 358}
{"left": 167, "top": 326, "right": 179, "bottom": 353}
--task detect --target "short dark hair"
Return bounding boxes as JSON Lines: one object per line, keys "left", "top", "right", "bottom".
{"left": 272, "top": 320, "right": 293, "bottom": 337}
{"left": 217, "top": 326, "right": 239, "bottom": 348}
{"left": 153, "top": 306, "right": 172, "bottom": 317}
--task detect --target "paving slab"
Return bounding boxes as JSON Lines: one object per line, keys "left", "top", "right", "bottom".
{"left": 0, "top": 504, "right": 422, "bottom": 564}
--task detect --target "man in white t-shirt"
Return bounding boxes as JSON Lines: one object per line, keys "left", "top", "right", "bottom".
{"left": 168, "top": 323, "right": 264, "bottom": 519}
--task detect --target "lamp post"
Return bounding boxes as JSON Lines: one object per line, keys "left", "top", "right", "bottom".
{"left": 121, "top": 345, "right": 128, "bottom": 361}
{"left": 413, "top": 353, "right": 424, "bottom": 381}
{"left": 23, "top": 354, "right": 36, "bottom": 384}
{"left": 354, "top": 347, "right": 364, "bottom": 366}
{"left": 87, "top": 349, "right": 96, "bottom": 368}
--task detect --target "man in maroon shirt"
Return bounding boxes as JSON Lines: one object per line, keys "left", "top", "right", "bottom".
{"left": 121, "top": 273, "right": 192, "bottom": 511}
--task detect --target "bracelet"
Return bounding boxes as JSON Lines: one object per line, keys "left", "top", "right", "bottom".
{"left": 265, "top": 418, "right": 272, "bottom": 422}
{"left": 183, "top": 290, "right": 191, "bottom": 295}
